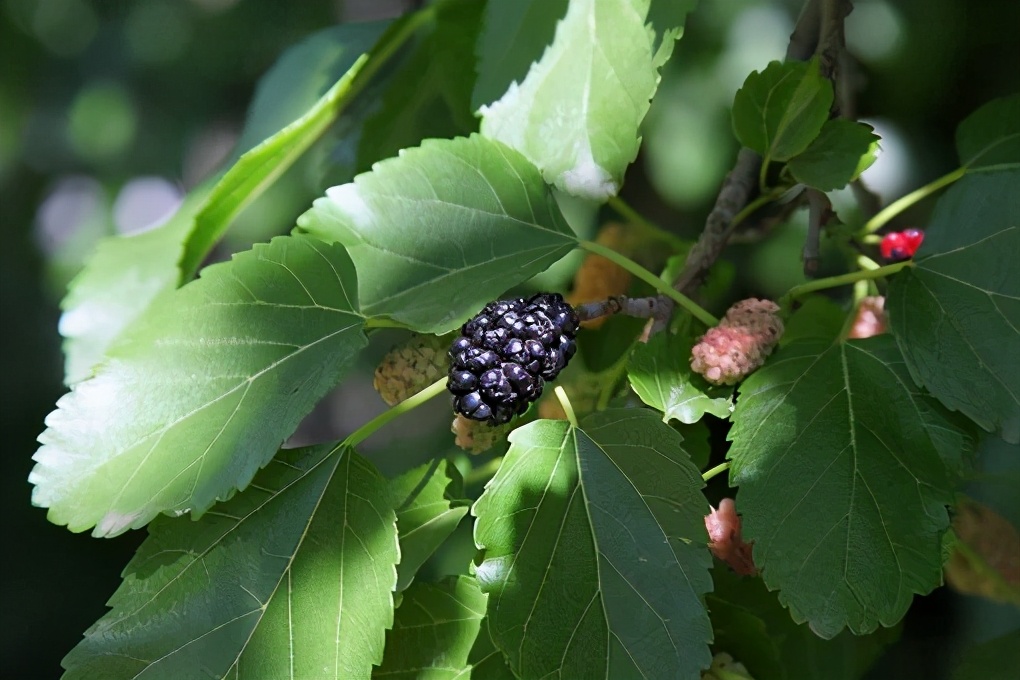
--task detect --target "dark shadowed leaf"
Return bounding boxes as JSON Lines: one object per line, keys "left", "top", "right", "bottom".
{"left": 787, "top": 119, "right": 880, "bottom": 191}
{"left": 709, "top": 568, "right": 902, "bottom": 680}
{"left": 390, "top": 459, "right": 469, "bottom": 592}
{"left": 951, "top": 629, "right": 1020, "bottom": 680}
{"left": 32, "top": 236, "right": 367, "bottom": 536}
{"left": 374, "top": 576, "right": 486, "bottom": 679}
{"left": 473, "top": 410, "right": 713, "bottom": 679}
{"left": 62, "top": 445, "right": 399, "bottom": 679}
{"left": 471, "top": 0, "right": 568, "bottom": 110}
{"left": 356, "top": 1, "right": 480, "bottom": 174}
{"left": 731, "top": 58, "right": 833, "bottom": 164}
{"left": 728, "top": 336, "right": 970, "bottom": 638}
{"left": 887, "top": 171, "right": 1020, "bottom": 443}
{"left": 956, "top": 93, "right": 1020, "bottom": 170}
{"left": 298, "top": 134, "right": 577, "bottom": 332}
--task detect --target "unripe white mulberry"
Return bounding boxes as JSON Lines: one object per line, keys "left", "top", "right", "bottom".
{"left": 691, "top": 299, "right": 783, "bottom": 386}
{"left": 373, "top": 334, "right": 449, "bottom": 406}
{"left": 451, "top": 414, "right": 512, "bottom": 454}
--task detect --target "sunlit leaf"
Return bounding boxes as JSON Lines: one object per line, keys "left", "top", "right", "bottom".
{"left": 374, "top": 576, "right": 486, "bottom": 679}
{"left": 628, "top": 330, "right": 733, "bottom": 425}
{"left": 59, "top": 21, "right": 393, "bottom": 384}
{"left": 299, "top": 134, "right": 577, "bottom": 332}
{"left": 62, "top": 444, "right": 399, "bottom": 679}
{"left": 32, "top": 236, "right": 367, "bottom": 536}
{"left": 479, "top": 0, "right": 694, "bottom": 200}
{"left": 887, "top": 171, "right": 1020, "bottom": 443}
{"left": 473, "top": 410, "right": 713, "bottom": 679}
{"left": 728, "top": 336, "right": 970, "bottom": 638}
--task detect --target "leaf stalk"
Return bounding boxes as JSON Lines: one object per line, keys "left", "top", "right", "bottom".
{"left": 344, "top": 377, "right": 449, "bottom": 448}
{"left": 862, "top": 166, "right": 966, "bottom": 234}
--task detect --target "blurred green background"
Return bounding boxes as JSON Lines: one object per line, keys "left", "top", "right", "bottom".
{"left": 2, "top": 0, "right": 1017, "bottom": 676}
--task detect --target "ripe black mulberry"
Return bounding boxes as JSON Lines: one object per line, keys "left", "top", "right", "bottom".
{"left": 448, "top": 293, "right": 579, "bottom": 424}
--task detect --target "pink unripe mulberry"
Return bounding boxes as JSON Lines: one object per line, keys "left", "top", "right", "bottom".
{"left": 690, "top": 299, "right": 783, "bottom": 386}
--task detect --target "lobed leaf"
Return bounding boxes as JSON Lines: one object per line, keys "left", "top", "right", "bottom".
{"left": 32, "top": 236, "right": 367, "bottom": 536}
{"left": 887, "top": 171, "right": 1020, "bottom": 443}
{"left": 628, "top": 330, "right": 734, "bottom": 426}
{"left": 479, "top": 0, "right": 694, "bottom": 200}
{"left": 956, "top": 93, "right": 1020, "bottom": 170}
{"left": 62, "top": 444, "right": 399, "bottom": 679}
{"left": 390, "top": 460, "right": 470, "bottom": 592}
{"left": 728, "top": 335, "right": 970, "bottom": 638}
{"left": 473, "top": 409, "right": 713, "bottom": 679}
{"left": 60, "top": 20, "right": 391, "bottom": 384}
{"left": 374, "top": 576, "right": 487, "bottom": 679}
{"left": 787, "top": 119, "right": 880, "bottom": 191}
{"left": 298, "top": 134, "right": 577, "bottom": 332}
{"left": 731, "top": 58, "right": 833, "bottom": 164}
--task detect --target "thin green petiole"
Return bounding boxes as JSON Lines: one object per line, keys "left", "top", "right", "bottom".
{"left": 606, "top": 196, "right": 686, "bottom": 250}
{"left": 778, "top": 260, "right": 912, "bottom": 309}
{"left": 702, "top": 461, "right": 731, "bottom": 482}
{"left": 579, "top": 240, "right": 719, "bottom": 326}
{"left": 555, "top": 386, "right": 579, "bottom": 429}
{"left": 862, "top": 167, "right": 965, "bottom": 234}
{"left": 344, "top": 377, "right": 449, "bottom": 448}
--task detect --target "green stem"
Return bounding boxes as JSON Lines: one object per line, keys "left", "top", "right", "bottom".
{"left": 779, "top": 260, "right": 912, "bottom": 308}
{"left": 702, "top": 461, "right": 731, "bottom": 482}
{"left": 606, "top": 196, "right": 686, "bottom": 250}
{"left": 863, "top": 167, "right": 965, "bottom": 234}
{"left": 579, "top": 240, "right": 719, "bottom": 326}
{"left": 465, "top": 456, "right": 504, "bottom": 487}
{"left": 344, "top": 377, "right": 448, "bottom": 448}
{"left": 555, "top": 386, "right": 579, "bottom": 428}
{"left": 730, "top": 189, "right": 784, "bottom": 230}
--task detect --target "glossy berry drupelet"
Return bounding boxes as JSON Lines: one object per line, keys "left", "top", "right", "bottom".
{"left": 880, "top": 228, "right": 924, "bottom": 261}
{"left": 448, "top": 293, "right": 579, "bottom": 425}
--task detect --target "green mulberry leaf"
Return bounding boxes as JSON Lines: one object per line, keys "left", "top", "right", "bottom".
{"left": 60, "top": 21, "right": 390, "bottom": 384}
{"left": 731, "top": 58, "right": 833, "bottom": 164}
{"left": 390, "top": 460, "right": 469, "bottom": 592}
{"left": 479, "top": 0, "right": 694, "bottom": 200}
{"left": 299, "top": 134, "right": 577, "bottom": 332}
{"left": 473, "top": 409, "right": 713, "bottom": 679}
{"left": 62, "top": 444, "right": 399, "bottom": 679}
{"left": 787, "top": 119, "right": 880, "bottom": 191}
{"left": 627, "top": 330, "right": 733, "bottom": 426}
{"left": 728, "top": 336, "right": 970, "bottom": 638}
{"left": 32, "top": 236, "right": 367, "bottom": 536}
{"left": 374, "top": 576, "right": 486, "bottom": 679}
{"left": 956, "top": 93, "right": 1020, "bottom": 170}
{"left": 887, "top": 171, "right": 1020, "bottom": 443}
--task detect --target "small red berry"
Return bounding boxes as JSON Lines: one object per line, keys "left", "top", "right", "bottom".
{"left": 901, "top": 228, "right": 925, "bottom": 255}
{"left": 880, "top": 231, "right": 908, "bottom": 260}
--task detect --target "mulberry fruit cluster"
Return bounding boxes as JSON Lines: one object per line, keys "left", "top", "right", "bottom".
{"left": 374, "top": 334, "right": 448, "bottom": 406}
{"left": 690, "top": 298, "right": 783, "bottom": 386}
{"left": 448, "top": 293, "right": 579, "bottom": 424}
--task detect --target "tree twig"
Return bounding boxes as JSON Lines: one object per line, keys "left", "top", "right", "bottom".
{"left": 657, "top": 0, "right": 829, "bottom": 328}
{"left": 803, "top": 188, "right": 832, "bottom": 276}
{"left": 574, "top": 296, "right": 661, "bottom": 323}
